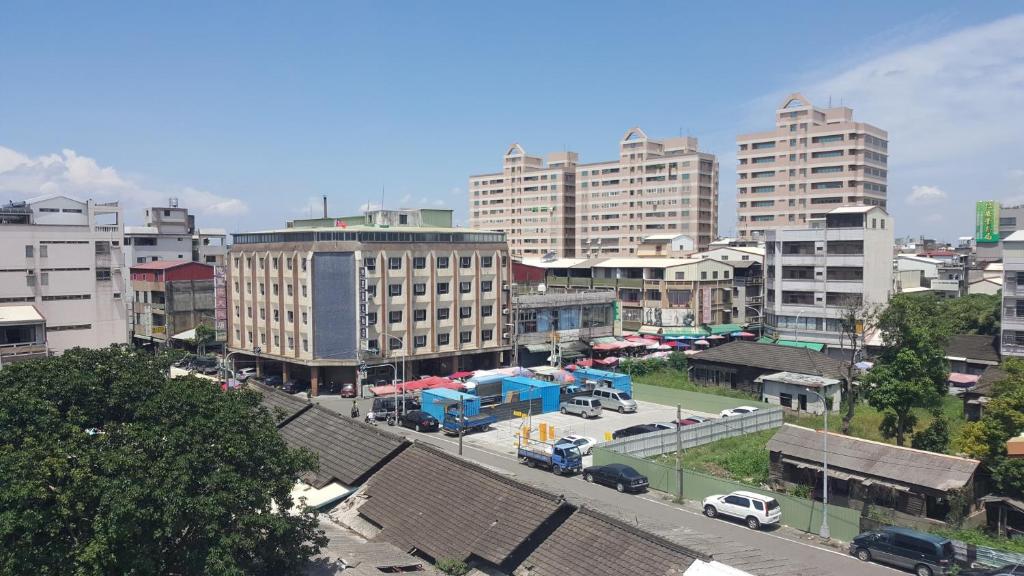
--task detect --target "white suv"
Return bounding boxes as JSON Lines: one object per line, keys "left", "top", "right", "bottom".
{"left": 719, "top": 406, "right": 760, "bottom": 418}
{"left": 702, "top": 490, "right": 781, "bottom": 529}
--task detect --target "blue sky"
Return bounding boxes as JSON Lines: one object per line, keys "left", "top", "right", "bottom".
{"left": 2, "top": 1, "right": 1023, "bottom": 241}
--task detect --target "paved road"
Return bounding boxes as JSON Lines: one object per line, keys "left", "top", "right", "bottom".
{"left": 310, "top": 394, "right": 904, "bottom": 576}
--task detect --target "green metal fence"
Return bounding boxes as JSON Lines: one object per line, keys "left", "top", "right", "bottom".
{"left": 593, "top": 447, "right": 863, "bottom": 542}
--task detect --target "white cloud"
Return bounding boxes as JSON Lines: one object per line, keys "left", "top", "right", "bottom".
{"left": 924, "top": 213, "right": 944, "bottom": 223}
{"left": 906, "top": 185, "right": 947, "bottom": 205}
{"left": 809, "top": 14, "right": 1024, "bottom": 166}
{"left": 0, "top": 145, "right": 247, "bottom": 220}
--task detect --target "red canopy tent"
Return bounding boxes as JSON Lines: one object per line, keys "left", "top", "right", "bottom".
{"left": 368, "top": 376, "right": 463, "bottom": 396}
{"left": 449, "top": 371, "right": 475, "bottom": 379}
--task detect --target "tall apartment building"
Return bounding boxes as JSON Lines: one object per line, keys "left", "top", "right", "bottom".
{"left": 976, "top": 203, "right": 1024, "bottom": 264}
{"left": 469, "top": 145, "right": 578, "bottom": 259}
{"left": 764, "top": 206, "right": 893, "bottom": 355}
{"left": 999, "top": 231, "right": 1024, "bottom": 358}
{"left": 0, "top": 194, "right": 128, "bottom": 354}
{"left": 737, "top": 93, "right": 888, "bottom": 240}
{"left": 469, "top": 128, "right": 718, "bottom": 258}
{"left": 227, "top": 208, "right": 512, "bottom": 395}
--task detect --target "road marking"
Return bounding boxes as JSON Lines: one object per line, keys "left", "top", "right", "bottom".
{"left": 635, "top": 495, "right": 903, "bottom": 572}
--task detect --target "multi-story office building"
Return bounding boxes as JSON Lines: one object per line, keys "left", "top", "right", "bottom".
{"left": 0, "top": 194, "right": 127, "bottom": 353}
{"left": 129, "top": 260, "right": 214, "bottom": 347}
{"left": 469, "top": 146, "right": 578, "bottom": 259}
{"left": 1000, "top": 231, "right": 1024, "bottom": 358}
{"left": 469, "top": 128, "right": 719, "bottom": 258}
{"left": 737, "top": 93, "right": 888, "bottom": 240}
{"left": 764, "top": 206, "right": 893, "bottom": 354}
{"left": 227, "top": 208, "right": 512, "bottom": 394}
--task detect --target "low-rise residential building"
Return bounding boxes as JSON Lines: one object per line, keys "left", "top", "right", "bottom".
{"left": 693, "top": 246, "right": 766, "bottom": 328}
{"left": 976, "top": 203, "right": 1024, "bottom": 264}
{"left": 635, "top": 233, "right": 696, "bottom": 257}
{"left": 0, "top": 304, "right": 48, "bottom": 365}
{"left": 688, "top": 340, "right": 846, "bottom": 397}
{"left": 768, "top": 424, "right": 983, "bottom": 529}
{"left": 894, "top": 254, "right": 962, "bottom": 298}
{"left": 510, "top": 289, "right": 617, "bottom": 366}
{"left": 764, "top": 206, "right": 893, "bottom": 355}
{"left": 1000, "top": 231, "right": 1024, "bottom": 358}
{"left": 227, "top": 208, "right": 512, "bottom": 394}
{"left": 0, "top": 194, "right": 127, "bottom": 353}
{"left": 124, "top": 204, "right": 227, "bottom": 265}
{"left": 129, "top": 260, "right": 214, "bottom": 347}
{"left": 757, "top": 371, "right": 840, "bottom": 415}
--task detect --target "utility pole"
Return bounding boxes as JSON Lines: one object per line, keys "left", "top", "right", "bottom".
{"left": 676, "top": 404, "right": 684, "bottom": 501}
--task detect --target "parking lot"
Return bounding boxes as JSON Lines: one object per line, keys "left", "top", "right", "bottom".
{"left": 450, "top": 399, "right": 720, "bottom": 462}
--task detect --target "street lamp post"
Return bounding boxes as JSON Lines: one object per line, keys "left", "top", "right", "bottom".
{"left": 744, "top": 305, "right": 763, "bottom": 339}
{"left": 805, "top": 387, "right": 830, "bottom": 540}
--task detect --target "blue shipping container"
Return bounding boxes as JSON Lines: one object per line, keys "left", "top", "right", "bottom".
{"left": 501, "top": 376, "right": 562, "bottom": 413}
{"left": 573, "top": 368, "right": 632, "bottom": 396}
{"left": 420, "top": 388, "right": 481, "bottom": 423}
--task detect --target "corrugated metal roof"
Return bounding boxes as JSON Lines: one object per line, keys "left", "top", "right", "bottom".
{"left": 768, "top": 424, "right": 980, "bottom": 492}
{"left": 129, "top": 259, "right": 197, "bottom": 270}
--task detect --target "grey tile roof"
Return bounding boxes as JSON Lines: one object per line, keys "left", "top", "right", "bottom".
{"left": 691, "top": 341, "right": 847, "bottom": 380}
{"left": 973, "top": 365, "right": 1009, "bottom": 395}
{"left": 278, "top": 405, "right": 408, "bottom": 488}
{"left": 516, "top": 507, "right": 702, "bottom": 576}
{"left": 945, "top": 334, "right": 1000, "bottom": 363}
{"left": 248, "top": 380, "right": 311, "bottom": 425}
{"left": 360, "top": 443, "right": 570, "bottom": 570}
{"left": 768, "top": 424, "right": 980, "bottom": 492}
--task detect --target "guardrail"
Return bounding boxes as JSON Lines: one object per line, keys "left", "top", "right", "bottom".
{"left": 600, "top": 408, "right": 783, "bottom": 458}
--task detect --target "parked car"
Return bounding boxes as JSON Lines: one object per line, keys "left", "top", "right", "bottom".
{"left": 582, "top": 463, "right": 649, "bottom": 493}
{"left": 702, "top": 490, "right": 782, "bottom": 530}
{"left": 339, "top": 383, "right": 357, "bottom": 398}
{"left": 559, "top": 396, "right": 602, "bottom": 418}
{"left": 678, "top": 418, "right": 704, "bottom": 426}
{"left": 591, "top": 387, "right": 637, "bottom": 413}
{"left": 282, "top": 378, "right": 310, "bottom": 394}
{"left": 850, "top": 527, "right": 955, "bottom": 576}
{"left": 683, "top": 414, "right": 709, "bottom": 423}
{"left": 720, "top": 406, "right": 760, "bottom": 418}
{"left": 370, "top": 396, "right": 421, "bottom": 420}
{"left": 960, "top": 566, "right": 1024, "bottom": 575}
{"left": 261, "top": 375, "right": 284, "bottom": 388}
{"left": 398, "top": 410, "right": 439, "bottom": 432}
{"left": 612, "top": 424, "right": 661, "bottom": 440}
{"left": 236, "top": 367, "right": 257, "bottom": 381}
{"left": 651, "top": 422, "right": 676, "bottom": 431}
{"left": 557, "top": 435, "right": 597, "bottom": 455}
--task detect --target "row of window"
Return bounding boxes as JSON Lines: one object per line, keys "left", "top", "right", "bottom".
{"left": 367, "top": 255, "right": 494, "bottom": 271}
{"left": 368, "top": 329, "right": 495, "bottom": 350}
{"left": 367, "top": 304, "right": 496, "bottom": 325}
{"left": 379, "top": 280, "right": 494, "bottom": 297}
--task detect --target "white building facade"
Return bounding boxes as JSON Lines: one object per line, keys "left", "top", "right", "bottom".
{"left": 0, "top": 195, "right": 128, "bottom": 354}
{"left": 764, "top": 206, "right": 893, "bottom": 353}
{"left": 1000, "top": 231, "right": 1024, "bottom": 358}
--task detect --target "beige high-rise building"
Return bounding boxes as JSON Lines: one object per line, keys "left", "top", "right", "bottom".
{"left": 469, "top": 128, "right": 719, "bottom": 258}
{"left": 469, "top": 146, "right": 578, "bottom": 259}
{"left": 736, "top": 93, "right": 888, "bottom": 240}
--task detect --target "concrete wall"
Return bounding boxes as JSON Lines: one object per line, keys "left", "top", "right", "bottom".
{"left": 760, "top": 380, "right": 839, "bottom": 414}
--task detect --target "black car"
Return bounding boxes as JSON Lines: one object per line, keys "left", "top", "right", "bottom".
{"left": 282, "top": 378, "right": 310, "bottom": 394}
{"left": 850, "top": 527, "right": 955, "bottom": 576}
{"left": 582, "top": 463, "right": 649, "bottom": 493}
{"left": 261, "top": 375, "right": 284, "bottom": 388}
{"left": 399, "top": 410, "right": 439, "bottom": 432}
{"left": 960, "top": 566, "right": 1024, "bottom": 576}
{"left": 612, "top": 424, "right": 661, "bottom": 440}
{"left": 370, "top": 396, "right": 421, "bottom": 420}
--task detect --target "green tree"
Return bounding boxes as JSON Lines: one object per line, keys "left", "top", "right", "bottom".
{"left": 191, "top": 322, "right": 217, "bottom": 356}
{"left": 940, "top": 294, "right": 1001, "bottom": 336}
{"left": 874, "top": 294, "right": 950, "bottom": 395}
{"left": 666, "top": 351, "right": 688, "bottom": 372}
{"left": 865, "top": 349, "right": 941, "bottom": 446}
{"left": 911, "top": 409, "right": 950, "bottom": 453}
{"left": 436, "top": 558, "right": 470, "bottom": 576}
{"left": 0, "top": 346, "right": 324, "bottom": 575}
{"left": 991, "top": 457, "right": 1024, "bottom": 499}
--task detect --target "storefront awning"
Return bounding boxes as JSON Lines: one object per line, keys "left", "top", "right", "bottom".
{"left": 706, "top": 323, "right": 744, "bottom": 335}
{"left": 638, "top": 325, "right": 662, "bottom": 335}
{"left": 662, "top": 327, "right": 707, "bottom": 337}
{"left": 758, "top": 337, "right": 825, "bottom": 352}
{"left": 524, "top": 343, "right": 550, "bottom": 353}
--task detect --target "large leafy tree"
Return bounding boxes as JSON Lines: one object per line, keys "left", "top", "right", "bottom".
{"left": 940, "top": 293, "right": 1001, "bottom": 336}
{"left": 865, "top": 349, "right": 941, "bottom": 446}
{"left": 873, "top": 294, "right": 950, "bottom": 395}
{"left": 0, "top": 346, "right": 324, "bottom": 575}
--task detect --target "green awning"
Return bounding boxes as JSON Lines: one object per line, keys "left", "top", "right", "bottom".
{"left": 638, "top": 326, "right": 662, "bottom": 335}
{"left": 756, "top": 336, "right": 826, "bottom": 351}
{"left": 524, "top": 343, "right": 551, "bottom": 353}
{"left": 706, "top": 323, "right": 744, "bottom": 335}
{"left": 662, "top": 327, "right": 708, "bottom": 337}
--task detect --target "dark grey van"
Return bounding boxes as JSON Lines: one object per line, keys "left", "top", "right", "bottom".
{"left": 850, "top": 527, "right": 954, "bottom": 576}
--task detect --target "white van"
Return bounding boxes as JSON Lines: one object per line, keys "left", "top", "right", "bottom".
{"left": 591, "top": 387, "right": 637, "bottom": 413}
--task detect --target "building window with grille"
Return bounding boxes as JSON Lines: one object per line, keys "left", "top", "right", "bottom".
{"left": 414, "top": 335, "right": 427, "bottom": 348}
{"left": 437, "top": 333, "right": 450, "bottom": 346}
{"left": 460, "top": 331, "right": 472, "bottom": 343}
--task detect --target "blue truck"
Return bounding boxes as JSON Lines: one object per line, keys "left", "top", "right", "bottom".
{"left": 517, "top": 439, "right": 583, "bottom": 475}
{"left": 442, "top": 412, "right": 497, "bottom": 436}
